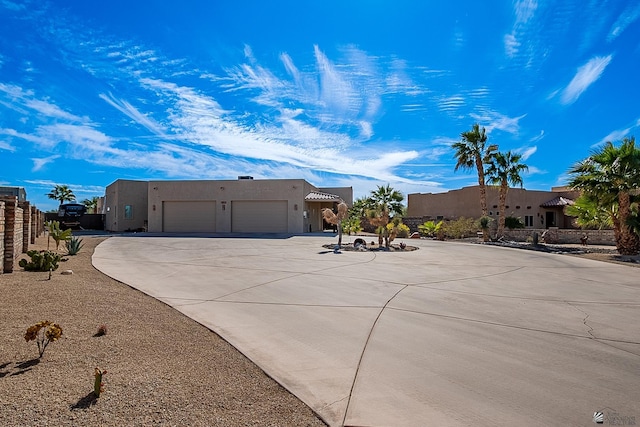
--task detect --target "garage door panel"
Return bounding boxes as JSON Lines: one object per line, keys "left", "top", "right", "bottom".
{"left": 163, "top": 201, "right": 216, "bottom": 232}
{"left": 232, "top": 200, "right": 288, "bottom": 233}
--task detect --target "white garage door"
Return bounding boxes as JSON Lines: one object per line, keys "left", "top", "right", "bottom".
{"left": 163, "top": 201, "right": 216, "bottom": 232}
{"left": 231, "top": 200, "right": 288, "bottom": 233}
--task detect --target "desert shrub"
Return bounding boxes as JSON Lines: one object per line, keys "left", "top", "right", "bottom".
{"left": 47, "top": 220, "right": 72, "bottom": 251}
{"left": 342, "top": 216, "right": 362, "bottom": 235}
{"left": 418, "top": 220, "right": 443, "bottom": 237}
{"left": 505, "top": 216, "right": 525, "bottom": 229}
{"left": 387, "top": 222, "right": 410, "bottom": 238}
{"left": 441, "top": 217, "right": 478, "bottom": 239}
{"left": 19, "top": 250, "right": 62, "bottom": 272}
{"left": 24, "top": 321, "right": 63, "bottom": 358}
{"left": 66, "top": 236, "right": 84, "bottom": 255}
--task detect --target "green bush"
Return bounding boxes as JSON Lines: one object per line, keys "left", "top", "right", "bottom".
{"left": 418, "top": 220, "right": 443, "bottom": 237}
{"left": 19, "top": 250, "right": 62, "bottom": 272}
{"left": 441, "top": 217, "right": 478, "bottom": 239}
{"left": 387, "top": 222, "right": 410, "bottom": 238}
{"left": 505, "top": 216, "right": 525, "bottom": 229}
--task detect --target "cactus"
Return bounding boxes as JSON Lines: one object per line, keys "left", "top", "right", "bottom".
{"left": 66, "top": 236, "right": 84, "bottom": 255}
{"left": 94, "top": 367, "right": 107, "bottom": 397}
{"left": 19, "top": 250, "right": 62, "bottom": 272}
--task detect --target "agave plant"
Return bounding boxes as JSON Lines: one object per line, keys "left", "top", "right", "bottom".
{"left": 66, "top": 236, "right": 84, "bottom": 255}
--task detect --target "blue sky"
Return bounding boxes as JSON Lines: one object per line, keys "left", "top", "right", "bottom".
{"left": 1, "top": 0, "right": 639, "bottom": 212}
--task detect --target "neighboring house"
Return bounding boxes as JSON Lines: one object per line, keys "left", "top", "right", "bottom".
{"left": 0, "top": 186, "right": 27, "bottom": 202}
{"left": 104, "top": 177, "right": 353, "bottom": 233}
{"left": 407, "top": 185, "right": 580, "bottom": 229}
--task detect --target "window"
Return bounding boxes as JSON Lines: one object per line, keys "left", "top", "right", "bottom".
{"left": 525, "top": 215, "right": 534, "bottom": 227}
{"left": 124, "top": 205, "right": 133, "bottom": 219}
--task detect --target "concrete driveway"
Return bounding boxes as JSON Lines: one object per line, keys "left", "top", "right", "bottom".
{"left": 92, "top": 235, "right": 640, "bottom": 426}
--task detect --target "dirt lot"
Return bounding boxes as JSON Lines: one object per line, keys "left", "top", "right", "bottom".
{"left": 0, "top": 235, "right": 325, "bottom": 427}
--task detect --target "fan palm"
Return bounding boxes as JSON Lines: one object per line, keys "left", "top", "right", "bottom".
{"left": 485, "top": 151, "right": 528, "bottom": 238}
{"left": 452, "top": 123, "right": 498, "bottom": 217}
{"left": 568, "top": 137, "right": 640, "bottom": 255}
{"left": 47, "top": 185, "right": 75, "bottom": 205}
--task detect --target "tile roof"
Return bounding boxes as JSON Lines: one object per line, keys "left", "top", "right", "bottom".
{"left": 305, "top": 191, "right": 343, "bottom": 202}
{"left": 540, "top": 196, "right": 575, "bottom": 207}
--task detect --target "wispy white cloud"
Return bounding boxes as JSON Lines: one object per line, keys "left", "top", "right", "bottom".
{"left": 470, "top": 110, "right": 526, "bottom": 134}
{"left": 529, "top": 130, "right": 545, "bottom": 143}
{"left": 0, "top": 83, "right": 83, "bottom": 121}
{"left": 99, "top": 92, "right": 166, "bottom": 135}
{"left": 515, "top": 145, "right": 537, "bottom": 160}
{"left": 31, "top": 154, "right": 60, "bottom": 172}
{"left": 437, "top": 95, "right": 465, "bottom": 112}
{"left": 504, "top": 0, "right": 538, "bottom": 58}
{"left": 0, "top": 138, "right": 15, "bottom": 151}
{"left": 592, "top": 118, "right": 640, "bottom": 147}
{"left": 608, "top": 3, "right": 640, "bottom": 42}
{"left": 560, "top": 55, "right": 612, "bottom": 105}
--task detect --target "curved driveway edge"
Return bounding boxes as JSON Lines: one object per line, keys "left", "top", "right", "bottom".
{"left": 93, "top": 235, "right": 640, "bottom": 426}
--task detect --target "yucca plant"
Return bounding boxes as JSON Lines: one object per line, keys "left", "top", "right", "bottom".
{"left": 66, "top": 236, "right": 84, "bottom": 255}
{"left": 47, "top": 220, "right": 72, "bottom": 251}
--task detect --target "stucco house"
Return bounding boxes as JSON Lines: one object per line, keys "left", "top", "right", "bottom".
{"left": 407, "top": 185, "right": 580, "bottom": 229}
{"left": 104, "top": 177, "right": 352, "bottom": 233}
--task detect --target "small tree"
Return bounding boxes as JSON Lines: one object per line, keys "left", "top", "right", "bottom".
{"left": 322, "top": 202, "right": 349, "bottom": 248}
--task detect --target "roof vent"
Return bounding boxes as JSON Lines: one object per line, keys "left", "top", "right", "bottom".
{"left": 238, "top": 176, "right": 254, "bottom": 180}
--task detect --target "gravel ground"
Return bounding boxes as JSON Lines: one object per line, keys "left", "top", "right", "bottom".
{"left": 0, "top": 236, "right": 326, "bottom": 427}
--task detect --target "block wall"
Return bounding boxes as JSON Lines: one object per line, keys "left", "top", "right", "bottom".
{"left": 0, "top": 201, "right": 4, "bottom": 274}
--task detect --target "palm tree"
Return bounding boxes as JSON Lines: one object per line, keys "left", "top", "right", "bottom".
{"left": 369, "top": 184, "right": 404, "bottom": 217}
{"left": 565, "top": 194, "right": 614, "bottom": 230}
{"left": 568, "top": 137, "right": 640, "bottom": 255}
{"left": 47, "top": 185, "right": 75, "bottom": 205}
{"left": 452, "top": 123, "right": 498, "bottom": 217}
{"left": 368, "top": 184, "right": 404, "bottom": 247}
{"left": 485, "top": 151, "right": 528, "bottom": 238}
{"left": 82, "top": 196, "right": 100, "bottom": 214}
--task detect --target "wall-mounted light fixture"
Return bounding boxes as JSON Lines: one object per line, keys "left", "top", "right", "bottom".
{"left": 152, "top": 204, "right": 156, "bottom": 211}
{"left": 294, "top": 204, "right": 298, "bottom": 211}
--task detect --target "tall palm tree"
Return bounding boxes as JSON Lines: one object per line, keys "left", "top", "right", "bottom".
{"left": 485, "top": 151, "right": 528, "bottom": 238}
{"left": 47, "top": 185, "right": 75, "bottom": 205}
{"left": 452, "top": 123, "right": 498, "bottom": 217}
{"left": 568, "top": 137, "right": 640, "bottom": 255}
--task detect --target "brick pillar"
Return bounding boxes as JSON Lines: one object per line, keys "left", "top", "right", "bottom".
{"left": 0, "top": 201, "right": 5, "bottom": 274}
{"left": 19, "top": 201, "right": 30, "bottom": 253}
{"left": 2, "top": 196, "right": 18, "bottom": 273}
{"left": 30, "top": 206, "right": 37, "bottom": 244}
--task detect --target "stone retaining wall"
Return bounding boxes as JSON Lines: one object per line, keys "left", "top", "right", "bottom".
{"left": 502, "top": 227, "right": 615, "bottom": 245}
{"left": 0, "top": 201, "right": 4, "bottom": 274}
{"left": 403, "top": 216, "right": 616, "bottom": 246}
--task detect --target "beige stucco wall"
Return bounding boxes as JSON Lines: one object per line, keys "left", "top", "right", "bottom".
{"left": 104, "top": 180, "right": 148, "bottom": 232}
{"left": 106, "top": 178, "right": 352, "bottom": 233}
{"left": 408, "top": 186, "right": 580, "bottom": 229}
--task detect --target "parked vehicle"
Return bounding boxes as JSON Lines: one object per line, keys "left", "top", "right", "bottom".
{"left": 58, "top": 203, "right": 86, "bottom": 229}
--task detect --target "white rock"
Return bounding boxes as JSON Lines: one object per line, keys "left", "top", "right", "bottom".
{"left": 61, "top": 270, "right": 73, "bottom": 275}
